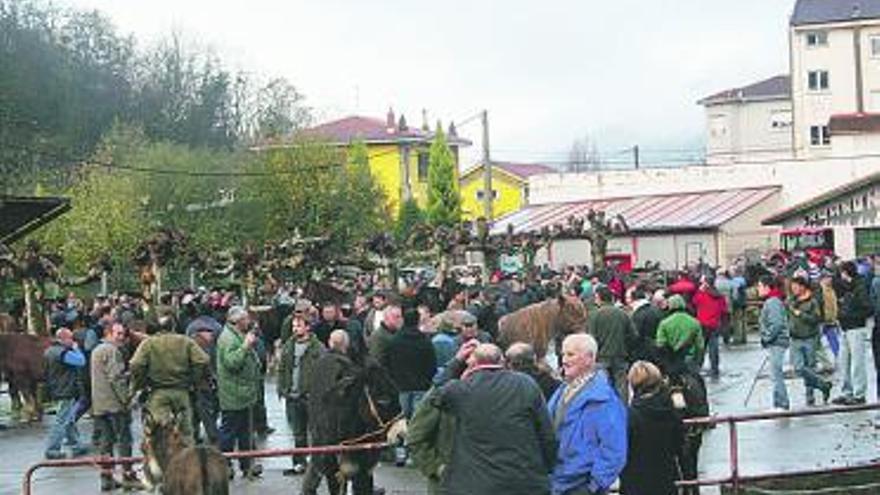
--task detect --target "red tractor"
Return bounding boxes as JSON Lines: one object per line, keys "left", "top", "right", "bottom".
{"left": 778, "top": 227, "right": 834, "bottom": 265}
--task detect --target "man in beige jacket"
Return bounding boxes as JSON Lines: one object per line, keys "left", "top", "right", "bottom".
{"left": 91, "top": 321, "right": 143, "bottom": 491}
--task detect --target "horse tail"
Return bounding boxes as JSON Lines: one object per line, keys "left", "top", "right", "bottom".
{"left": 197, "top": 446, "right": 209, "bottom": 495}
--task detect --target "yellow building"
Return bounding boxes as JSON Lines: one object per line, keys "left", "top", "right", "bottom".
{"left": 460, "top": 162, "right": 554, "bottom": 220}
{"left": 300, "top": 110, "right": 470, "bottom": 215}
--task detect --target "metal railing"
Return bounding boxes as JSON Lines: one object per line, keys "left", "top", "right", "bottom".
{"left": 21, "top": 403, "right": 880, "bottom": 495}
{"left": 678, "top": 402, "right": 880, "bottom": 493}
{"left": 22, "top": 441, "right": 389, "bottom": 495}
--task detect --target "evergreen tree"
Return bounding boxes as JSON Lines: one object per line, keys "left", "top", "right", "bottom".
{"left": 342, "top": 139, "right": 386, "bottom": 242}
{"left": 426, "top": 125, "right": 460, "bottom": 227}
{"left": 395, "top": 197, "right": 424, "bottom": 242}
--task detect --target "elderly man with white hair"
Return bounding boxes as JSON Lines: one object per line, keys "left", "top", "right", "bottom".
{"left": 547, "top": 333, "right": 627, "bottom": 495}
{"left": 216, "top": 306, "right": 264, "bottom": 480}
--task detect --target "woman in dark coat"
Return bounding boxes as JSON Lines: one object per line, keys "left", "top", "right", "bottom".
{"left": 620, "top": 360, "right": 685, "bottom": 495}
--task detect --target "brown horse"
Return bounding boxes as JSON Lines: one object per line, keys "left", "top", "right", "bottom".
{"left": 497, "top": 295, "right": 589, "bottom": 359}
{"left": 0, "top": 332, "right": 47, "bottom": 422}
{"left": 141, "top": 411, "right": 229, "bottom": 495}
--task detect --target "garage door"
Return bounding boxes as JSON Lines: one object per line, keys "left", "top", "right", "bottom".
{"left": 855, "top": 228, "right": 880, "bottom": 257}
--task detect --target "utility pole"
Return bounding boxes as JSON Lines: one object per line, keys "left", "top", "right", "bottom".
{"left": 633, "top": 145, "right": 640, "bottom": 170}
{"left": 481, "top": 110, "right": 493, "bottom": 221}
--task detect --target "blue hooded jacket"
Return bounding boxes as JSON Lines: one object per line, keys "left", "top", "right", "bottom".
{"left": 547, "top": 370, "right": 627, "bottom": 495}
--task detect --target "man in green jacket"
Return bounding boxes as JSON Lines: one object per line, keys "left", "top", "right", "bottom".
{"left": 368, "top": 304, "right": 402, "bottom": 370}
{"left": 588, "top": 286, "right": 637, "bottom": 397}
{"left": 408, "top": 387, "right": 456, "bottom": 495}
{"left": 130, "top": 306, "right": 210, "bottom": 441}
{"left": 276, "top": 312, "right": 324, "bottom": 476}
{"left": 787, "top": 276, "right": 832, "bottom": 406}
{"left": 217, "top": 306, "right": 263, "bottom": 480}
{"left": 655, "top": 295, "right": 705, "bottom": 373}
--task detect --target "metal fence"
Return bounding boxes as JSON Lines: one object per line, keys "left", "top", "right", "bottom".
{"left": 678, "top": 402, "right": 880, "bottom": 494}
{"left": 22, "top": 441, "right": 389, "bottom": 495}
{"left": 21, "top": 403, "right": 880, "bottom": 495}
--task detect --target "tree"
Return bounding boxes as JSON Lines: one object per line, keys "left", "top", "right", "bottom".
{"left": 133, "top": 32, "right": 238, "bottom": 149}
{"left": 341, "top": 139, "right": 386, "bottom": 242}
{"left": 426, "top": 125, "right": 461, "bottom": 227}
{"left": 395, "top": 197, "right": 424, "bottom": 242}
{"left": 567, "top": 134, "right": 601, "bottom": 172}
{"left": 32, "top": 162, "right": 148, "bottom": 275}
{"left": 253, "top": 77, "right": 311, "bottom": 142}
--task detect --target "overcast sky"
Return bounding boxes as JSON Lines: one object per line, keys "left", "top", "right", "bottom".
{"left": 61, "top": 0, "right": 794, "bottom": 166}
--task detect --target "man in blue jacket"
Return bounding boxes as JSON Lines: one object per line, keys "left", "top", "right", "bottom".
{"left": 44, "top": 327, "right": 90, "bottom": 459}
{"left": 548, "top": 333, "right": 626, "bottom": 495}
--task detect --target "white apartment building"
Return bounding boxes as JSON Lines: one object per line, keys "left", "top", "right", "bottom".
{"left": 701, "top": 0, "right": 880, "bottom": 162}
{"left": 699, "top": 75, "right": 793, "bottom": 165}
{"left": 791, "top": 0, "right": 880, "bottom": 158}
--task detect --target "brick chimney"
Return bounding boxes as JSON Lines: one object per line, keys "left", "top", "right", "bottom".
{"left": 386, "top": 107, "right": 395, "bottom": 134}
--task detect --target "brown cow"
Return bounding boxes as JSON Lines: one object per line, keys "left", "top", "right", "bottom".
{"left": 497, "top": 295, "right": 589, "bottom": 360}
{"left": 0, "top": 333, "right": 48, "bottom": 422}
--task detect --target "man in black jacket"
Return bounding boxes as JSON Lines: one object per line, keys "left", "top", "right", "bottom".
{"left": 629, "top": 285, "right": 665, "bottom": 364}
{"left": 432, "top": 342, "right": 556, "bottom": 495}
{"left": 387, "top": 307, "right": 436, "bottom": 465}
{"left": 832, "top": 262, "right": 872, "bottom": 405}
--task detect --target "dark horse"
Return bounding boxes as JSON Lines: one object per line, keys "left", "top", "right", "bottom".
{"left": 141, "top": 410, "right": 229, "bottom": 495}
{"left": 305, "top": 351, "right": 402, "bottom": 495}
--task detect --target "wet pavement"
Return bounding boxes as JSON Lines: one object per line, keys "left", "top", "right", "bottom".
{"left": 2, "top": 334, "right": 877, "bottom": 495}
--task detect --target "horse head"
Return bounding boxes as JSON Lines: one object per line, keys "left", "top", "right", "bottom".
{"left": 554, "top": 295, "right": 588, "bottom": 339}
{"left": 141, "top": 409, "right": 189, "bottom": 488}
{"left": 357, "top": 360, "right": 401, "bottom": 432}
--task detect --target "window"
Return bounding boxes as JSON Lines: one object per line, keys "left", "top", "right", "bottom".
{"left": 872, "top": 36, "right": 880, "bottom": 57}
{"left": 856, "top": 228, "right": 880, "bottom": 257}
{"left": 807, "top": 70, "right": 829, "bottom": 91}
{"left": 871, "top": 90, "right": 880, "bottom": 111}
{"left": 709, "top": 114, "right": 727, "bottom": 138}
{"left": 810, "top": 125, "right": 830, "bottom": 146}
{"left": 475, "top": 189, "right": 498, "bottom": 201}
{"left": 417, "top": 152, "right": 429, "bottom": 181}
{"left": 805, "top": 31, "right": 828, "bottom": 47}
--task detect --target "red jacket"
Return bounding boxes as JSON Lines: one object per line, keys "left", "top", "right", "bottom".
{"left": 692, "top": 289, "right": 728, "bottom": 331}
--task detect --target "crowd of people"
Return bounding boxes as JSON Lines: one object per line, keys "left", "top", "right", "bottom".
{"left": 24, "top": 253, "right": 880, "bottom": 494}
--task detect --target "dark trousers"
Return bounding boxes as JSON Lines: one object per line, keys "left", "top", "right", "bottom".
{"left": 219, "top": 407, "right": 254, "bottom": 471}
{"left": 254, "top": 381, "right": 269, "bottom": 433}
{"left": 873, "top": 317, "right": 880, "bottom": 400}
{"left": 703, "top": 328, "right": 720, "bottom": 376}
{"left": 192, "top": 390, "right": 220, "bottom": 446}
{"left": 285, "top": 396, "right": 308, "bottom": 465}
{"left": 679, "top": 428, "right": 703, "bottom": 495}
{"left": 92, "top": 411, "right": 134, "bottom": 475}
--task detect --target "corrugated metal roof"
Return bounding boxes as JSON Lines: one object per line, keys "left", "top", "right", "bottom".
{"left": 491, "top": 187, "right": 780, "bottom": 235}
